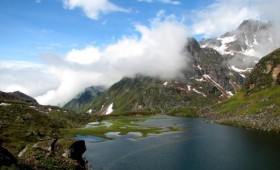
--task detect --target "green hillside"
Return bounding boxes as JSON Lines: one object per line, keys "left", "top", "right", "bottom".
{"left": 81, "top": 75, "right": 219, "bottom": 116}
{"left": 202, "top": 48, "right": 280, "bottom": 132}
{"left": 0, "top": 91, "right": 93, "bottom": 169}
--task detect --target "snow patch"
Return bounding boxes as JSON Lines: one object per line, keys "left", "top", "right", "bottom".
{"left": 239, "top": 74, "right": 246, "bottom": 78}
{"left": 187, "top": 85, "right": 191, "bottom": 91}
{"left": 163, "top": 81, "right": 168, "bottom": 86}
{"left": 230, "top": 66, "right": 249, "bottom": 73}
{"left": 195, "top": 77, "right": 205, "bottom": 82}
{"left": 203, "top": 74, "right": 223, "bottom": 90}
{"left": 226, "top": 91, "right": 234, "bottom": 96}
{"left": 0, "top": 103, "right": 10, "bottom": 106}
{"left": 87, "top": 109, "right": 92, "bottom": 114}
{"left": 105, "top": 103, "right": 114, "bottom": 115}
{"left": 192, "top": 88, "right": 207, "bottom": 97}
{"left": 214, "top": 35, "right": 236, "bottom": 55}
{"left": 197, "top": 65, "right": 202, "bottom": 70}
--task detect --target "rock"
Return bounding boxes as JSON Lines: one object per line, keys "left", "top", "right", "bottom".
{"left": 69, "top": 140, "right": 87, "bottom": 167}
{"left": 0, "top": 146, "right": 18, "bottom": 167}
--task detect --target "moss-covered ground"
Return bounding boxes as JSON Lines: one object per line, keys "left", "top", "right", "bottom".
{"left": 61, "top": 116, "right": 180, "bottom": 139}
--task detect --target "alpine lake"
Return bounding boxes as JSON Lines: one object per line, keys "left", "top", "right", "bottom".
{"left": 64, "top": 115, "right": 280, "bottom": 170}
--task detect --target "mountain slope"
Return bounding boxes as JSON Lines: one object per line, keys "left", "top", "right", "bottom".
{"left": 64, "top": 86, "right": 104, "bottom": 113}
{"left": 72, "top": 38, "right": 245, "bottom": 115}
{"left": 201, "top": 48, "right": 280, "bottom": 132}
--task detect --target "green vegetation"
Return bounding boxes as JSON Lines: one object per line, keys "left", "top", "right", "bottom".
{"left": 202, "top": 48, "right": 280, "bottom": 132}
{"left": 210, "top": 86, "right": 280, "bottom": 116}
{"left": 244, "top": 48, "right": 280, "bottom": 93}
{"left": 62, "top": 117, "right": 181, "bottom": 139}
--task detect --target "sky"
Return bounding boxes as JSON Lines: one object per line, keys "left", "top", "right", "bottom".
{"left": 0, "top": 0, "right": 279, "bottom": 106}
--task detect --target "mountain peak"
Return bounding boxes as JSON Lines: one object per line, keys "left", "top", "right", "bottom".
{"left": 236, "top": 19, "right": 267, "bottom": 33}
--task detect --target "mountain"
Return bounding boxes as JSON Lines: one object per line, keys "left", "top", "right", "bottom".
{"left": 199, "top": 19, "right": 273, "bottom": 69}
{"left": 64, "top": 86, "right": 105, "bottom": 113}
{"left": 0, "top": 91, "right": 38, "bottom": 105}
{"left": 201, "top": 48, "right": 280, "bottom": 132}
{"left": 0, "top": 91, "right": 91, "bottom": 169}
{"left": 69, "top": 38, "right": 245, "bottom": 115}
{"left": 244, "top": 48, "right": 280, "bottom": 93}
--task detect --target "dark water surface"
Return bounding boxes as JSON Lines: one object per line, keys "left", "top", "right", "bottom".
{"left": 77, "top": 115, "right": 280, "bottom": 170}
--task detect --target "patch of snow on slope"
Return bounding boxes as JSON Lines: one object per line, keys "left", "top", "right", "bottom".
{"left": 239, "top": 74, "right": 246, "bottom": 78}
{"left": 193, "top": 88, "right": 206, "bottom": 97}
{"left": 187, "top": 85, "right": 191, "bottom": 91}
{"left": 0, "top": 103, "right": 10, "bottom": 106}
{"left": 163, "top": 81, "right": 168, "bottom": 86}
{"left": 106, "top": 103, "right": 114, "bottom": 115}
{"left": 203, "top": 75, "right": 223, "bottom": 90}
{"left": 230, "top": 66, "right": 249, "bottom": 73}
{"left": 226, "top": 91, "right": 234, "bottom": 96}
{"left": 242, "top": 35, "right": 259, "bottom": 57}
{"left": 87, "top": 109, "right": 92, "bottom": 114}
{"left": 195, "top": 77, "right": 205, "bottom": 82}
{"left": 215, "top": 35, "right": 236, "bottom": 55}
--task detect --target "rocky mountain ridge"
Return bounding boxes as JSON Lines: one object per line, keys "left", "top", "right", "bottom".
{"left": 65, "top": 37, "right": 246, "bottom": 115}
{"left": 200, "top": 19, "right": 273, "bottom": 69}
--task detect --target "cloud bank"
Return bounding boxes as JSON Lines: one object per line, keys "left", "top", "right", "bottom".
{"left": 34, "top": 15, "right": 189, "bottom": 106}
{"left": 63, "top": 0, "right": 128, "bottom": 20}
{"left": 191, "top": 0, "right": 280, "bottom": 38}
{"left": 0, "top": 60, "right": 59, "bottom": 97}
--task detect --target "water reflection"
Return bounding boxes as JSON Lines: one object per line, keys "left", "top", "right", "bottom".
{"left": 79, "top": 115, "right": 280, "bottom": 170}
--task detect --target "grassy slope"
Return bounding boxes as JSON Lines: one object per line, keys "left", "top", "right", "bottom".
{"left": 84, "top": 76, "right": 219, "bottom": 117}
{"left": 203, "top": 80, "right": 280, "bottom": 132}
{"left": 0, "top": 102, "right": 93, "bottom": 154}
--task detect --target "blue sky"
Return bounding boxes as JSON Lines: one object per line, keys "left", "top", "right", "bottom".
{"left": 0, "top": 0, "right": 213, "bottom": 62}
{"left": 0, "top": 0, "right": 279, "bottom": 106}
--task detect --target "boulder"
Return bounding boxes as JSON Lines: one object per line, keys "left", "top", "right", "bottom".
{"left": 0, "top": 146, "right": 17, "bottom": 167}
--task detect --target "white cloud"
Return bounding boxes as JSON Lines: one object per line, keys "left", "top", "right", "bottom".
{"left": 0, "top": 60, "right": 59, "bottom": 97}
{"left": 190, "top": 0, "right": 280, "bottom": 38}
{"left": 34, "top": 14, "right": 189, "bottom": 106}
{"left": 63, "top": 0, "right": 129, "bottom": 20}
{"left": 65, "top": 46, "right": 101, "bottom": 64}
{"left": 191, "top": 0, "right": 260, "bottom": 38}
{"left": 35, "top": 0, "right": 42, "bottom": 3}
{"left": 138, "top": 0, "right": 180, "bottom": 5}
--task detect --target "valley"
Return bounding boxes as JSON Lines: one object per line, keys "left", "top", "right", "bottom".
{"left": 1, "top": 18, "right": 280, "bottom": 169}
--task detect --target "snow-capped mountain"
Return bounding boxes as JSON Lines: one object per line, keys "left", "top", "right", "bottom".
{"left": 199, "top": 19, "right": 273, "bottom": 69}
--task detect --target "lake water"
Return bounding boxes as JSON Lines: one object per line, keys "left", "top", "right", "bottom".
{"left": 77, "top": 115, "right": 280, "bottom": 170}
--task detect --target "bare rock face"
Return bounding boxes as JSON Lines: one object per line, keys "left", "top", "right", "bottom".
{"left": 0, "top": 146, "right": 17, "bottom": 167}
